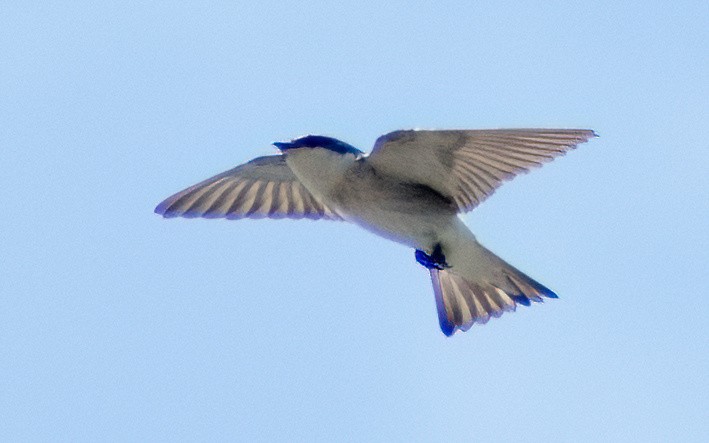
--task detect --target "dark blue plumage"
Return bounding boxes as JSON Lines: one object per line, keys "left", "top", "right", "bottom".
{"left": 511, "top": 295, "right": 532, "bottom": 306}
{"left": 415, "top": 244, "right": 449, "bottom": 270}
{"left": 431, "top": 270, "right": 455, "bottom": 336}
{"left": 273, "top": 135, "right": 363, "bottom": 156}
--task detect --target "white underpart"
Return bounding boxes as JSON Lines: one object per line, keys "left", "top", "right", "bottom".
{"left": 285, "top": 147, "right": 461, "bottom": 251}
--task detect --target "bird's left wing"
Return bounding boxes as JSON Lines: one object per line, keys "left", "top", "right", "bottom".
{"left": 155, "top": 155, "right": 342, "bottom": 220}
{"left": 367, "top": 129, "right": 596, "bottom": 212}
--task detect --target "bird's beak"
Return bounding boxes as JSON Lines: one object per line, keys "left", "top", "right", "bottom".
{"left": 273, "top": 141, "right": 290, "bottom": 152}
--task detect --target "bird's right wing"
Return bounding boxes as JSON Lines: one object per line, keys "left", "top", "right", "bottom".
{"left": 155, "top": 155, "right": 342, "bottom": 220}
{"left": 367, "top": 129, "right": 596, "bottom": 212}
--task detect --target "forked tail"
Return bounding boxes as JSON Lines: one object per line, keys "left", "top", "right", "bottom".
{"left": 418, "top": 239, "right": 557, "bottom": 336}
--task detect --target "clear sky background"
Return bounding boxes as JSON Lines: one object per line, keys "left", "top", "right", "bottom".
{"left": 1, "top": 1, "right": 707, "bottom": 441}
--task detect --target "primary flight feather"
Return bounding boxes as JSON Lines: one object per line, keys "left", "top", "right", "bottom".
{"left": 156, "top": 128, "right": 596, "bottom": 336}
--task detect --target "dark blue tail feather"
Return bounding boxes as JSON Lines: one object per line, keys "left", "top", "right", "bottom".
{"left": 430, "top": 270, "right": 455, "bottom": 336}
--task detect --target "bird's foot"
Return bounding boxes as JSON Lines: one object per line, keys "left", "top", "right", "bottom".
{"left": 415, "top": 244, "right": 450, "bottom": 270}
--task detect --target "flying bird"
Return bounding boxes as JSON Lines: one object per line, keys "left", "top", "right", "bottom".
{"left": 155, "top": 129, "right": 596, "bottom": 335}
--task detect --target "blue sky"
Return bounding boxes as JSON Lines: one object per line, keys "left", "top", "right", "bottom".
{"left": 1, "top": 1, "right": 707, "bottom": 441}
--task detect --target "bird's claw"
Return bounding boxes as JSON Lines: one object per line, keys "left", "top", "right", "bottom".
{"left": 415, "top": 244, "right": 450, "bottom": 270}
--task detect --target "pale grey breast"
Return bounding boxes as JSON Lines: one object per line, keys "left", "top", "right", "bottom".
{"left": 331, "top": 159, "right": 457, "bottom": 216}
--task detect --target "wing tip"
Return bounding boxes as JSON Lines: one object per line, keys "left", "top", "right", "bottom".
{"left": 154, "top": 200, "right": 173, "bottom": 218}
{"left": 155, "top": 199, "right": 211, "bottom": 219}
{"left": 579, "top": 129, "right": 599, "bottom": 141}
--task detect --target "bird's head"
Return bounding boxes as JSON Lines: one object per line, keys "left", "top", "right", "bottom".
{"left": 273, "top": 135, "right": 363, "bottom": 156}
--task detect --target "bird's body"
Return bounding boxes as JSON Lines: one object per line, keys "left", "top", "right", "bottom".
{"left": 156, "top": 129, "right": 596, "bottom": 335}
{"left": 286, "top": 148, "right": 457, "bottom": 250}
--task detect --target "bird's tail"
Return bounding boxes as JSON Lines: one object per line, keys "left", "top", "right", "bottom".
{"left": 428, "top": 235, "right": 557, "bottom": 336}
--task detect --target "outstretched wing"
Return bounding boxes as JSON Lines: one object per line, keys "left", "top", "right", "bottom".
{"left": 367, "top": 129, "right": 596, "bottom": 212}
{"left": 155, "top": 155, "right": 341, "bottom": 220}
